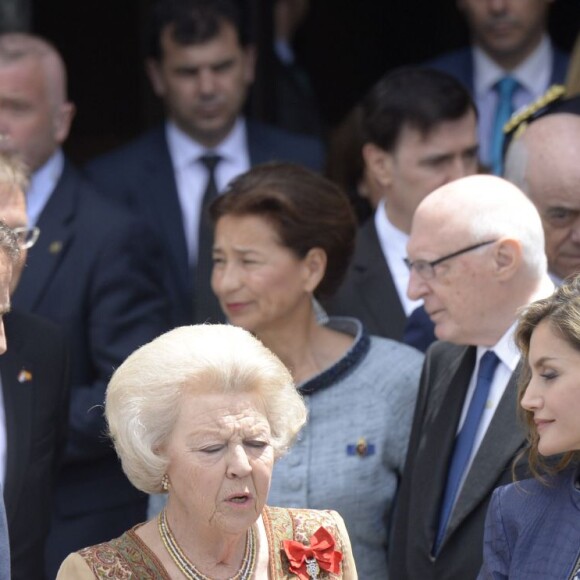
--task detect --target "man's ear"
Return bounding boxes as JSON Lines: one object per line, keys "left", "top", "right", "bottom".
{"left": 53, "top": 101, "right": 75, "bottom": 145}
{"left": 146, "top": 58, "right": 166, "bottom": 97}
{"left": 493, "top": 238, "right": 522, "bottom": 280}
{"left": 362, "top": 142, "right": 394, "bottom": 190}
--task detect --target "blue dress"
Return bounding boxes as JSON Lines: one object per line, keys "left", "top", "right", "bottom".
{"left": 479, "top": 464, "right": 580, "bottom": 579}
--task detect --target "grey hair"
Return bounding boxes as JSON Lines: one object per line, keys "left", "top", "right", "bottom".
{"left": 105, "top": 324, "right": 307, "bottom": 494}
{"left": 0, "top": 219, "right": 20, "bottom": 264}
{"left": 0, "top": 153, "right": 30, "bottom": 192}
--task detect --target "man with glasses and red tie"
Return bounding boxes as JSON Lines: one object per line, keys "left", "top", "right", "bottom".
{"left": 389, "top": 174, "right": 554, "bottom": 579}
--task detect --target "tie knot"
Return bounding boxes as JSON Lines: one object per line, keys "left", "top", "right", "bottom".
{"left": 495, "top": 76, "right": 518, "bottom": 99}
{"left": 478, "top": 350, "right": 500, "bottom": 382}
{"left": 199, "top": 153, "right": 221, "bottom": 173}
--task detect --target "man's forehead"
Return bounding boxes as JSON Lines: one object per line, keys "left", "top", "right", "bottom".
{"left": 161, "top": 20, "right": 242, "bottom": 55}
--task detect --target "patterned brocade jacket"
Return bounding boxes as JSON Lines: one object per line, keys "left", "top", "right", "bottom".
{"left": 56, "top": 506, "right": 358, "bottom": 579}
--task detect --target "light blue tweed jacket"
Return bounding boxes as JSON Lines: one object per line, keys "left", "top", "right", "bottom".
{"left": 268, "top": 317, "right": 424, "bottom": 579}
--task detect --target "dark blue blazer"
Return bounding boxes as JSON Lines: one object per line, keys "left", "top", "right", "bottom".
{"left": 12, "top": 160, "right": 170, "bottom": 567}
{"left": 428, "top": 46, "right": 570, "bottom": 93}
{"left": 1, "top": 310, "right": 69, "bottom": 580}
{"left": 85, "top": 120, "right": 325, "bottom": 327}
{"left": 479, "top": 466, "right": 580, "bottom": 579}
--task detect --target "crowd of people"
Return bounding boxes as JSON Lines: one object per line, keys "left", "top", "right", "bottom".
{"left": 0, "top": 0, "right": 578, "bottom": 578}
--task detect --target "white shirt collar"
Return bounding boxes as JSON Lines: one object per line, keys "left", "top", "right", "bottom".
{"left": 473, "top": 35, "right": 552, "bottom": 97}
{"left": 27, "top": 149, "right": 64, "bottom": 227}
{"left": 375, "top": 201, "right": 409, "bottom": 258}
{"left": 165, "top": 117, "right": 248, "bottom": 170}
{"left": 476, "top": 321, "right": 520, "bottom": 374}
{"left": 374, "top": 201, "right": 422, "bottom": 315}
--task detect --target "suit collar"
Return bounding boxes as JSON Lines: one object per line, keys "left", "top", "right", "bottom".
{"left": 13, "top": 160, "right": 78, "bottom": 311}
{"left": 350, "top": 221, "right": 407, "bottom": 336}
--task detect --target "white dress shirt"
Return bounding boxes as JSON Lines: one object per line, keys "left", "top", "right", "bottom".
{"left": 374, "top": 202, "right": 423, "bottom": 316}
{"left": 166, "top": 118, "right": 251, "bottom": 264}
{"left": 454, "top": 322, "right": 520, "bottom": 496}
{"left": 26, "top": 149, "right": 64, "bottom": 226}
{"left": 473, "top": 35, "right": 553, "bottom": 166}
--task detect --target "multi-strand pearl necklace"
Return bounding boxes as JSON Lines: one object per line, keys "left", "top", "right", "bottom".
{"left": 158, "top": 508, "right": 257, "bottom": 580}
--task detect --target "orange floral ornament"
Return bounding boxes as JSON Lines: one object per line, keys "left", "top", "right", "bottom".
{"left": 282, "top": 526, "right": 343, "bottom": 579}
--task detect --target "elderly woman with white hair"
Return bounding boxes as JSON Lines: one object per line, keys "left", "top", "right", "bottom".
{"left": 56, "top": 324, "right": 357, "bottom": 579}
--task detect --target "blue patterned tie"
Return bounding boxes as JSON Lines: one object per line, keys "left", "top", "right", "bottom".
{"left": 434, "top": 350, "right": 500, "bottom": 554}
{"left": 490, "top": 76, "right": 518, "bottom": 175}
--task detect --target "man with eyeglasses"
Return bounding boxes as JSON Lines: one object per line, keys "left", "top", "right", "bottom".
{"left": 0, "top": 153, "right": 69, "bottom": 580}
{"left": 0, "top": 33, "right": 170, "bottom": 577}
{"left": 389, "top": 174, "right": 554, "bottom": 580}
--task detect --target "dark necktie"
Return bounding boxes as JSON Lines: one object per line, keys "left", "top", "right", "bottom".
{"left": 490, "top": 76, "right": 518, "bottom": 175}
{"left": 434, "top": 350, "right": 500, "bottom": 553}
{"left": 194, "top": 153, "right": 224, "bottom": 323}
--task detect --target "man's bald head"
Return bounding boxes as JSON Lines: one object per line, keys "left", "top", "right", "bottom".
{"left": 407, "top": 175, "right": 549, "bottom": 345}
{"left": 505, "top": 114, "right": 580, "bottom": 281}
{"left": 0, "top": 33, "right": 74, "bottom": 171}
{"left": 0, "top": 33, "right": 69, "bottom": 108}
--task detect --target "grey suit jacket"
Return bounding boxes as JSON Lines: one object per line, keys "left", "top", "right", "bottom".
{"left": 324, "top": 219, "right": 407, "bottom": 340}
{"left": 389, "top": 341, "right": 528, "bottom": 580}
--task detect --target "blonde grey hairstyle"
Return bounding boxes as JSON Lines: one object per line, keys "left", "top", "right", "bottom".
{"left": 0, "top": 153, "right": 29, "bottom": 192}
{"left": 105, "top": 324, "right": 307, "bottom": 494}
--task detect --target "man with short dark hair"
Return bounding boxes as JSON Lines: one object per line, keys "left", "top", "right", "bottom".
{"left": 389, "top": 174, "right": 554, "bottom": 579}
{"left": 325, "top": 67, "right": 478, "bottom": 349}
{"left": 429, "top": 0, "right": 568, "bottom": 174}
{"left": 87, "top": 0, "right": 324, "bottom": 326}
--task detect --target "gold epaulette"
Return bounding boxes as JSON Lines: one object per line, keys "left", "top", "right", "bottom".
{"left": 503, "top": 84, "right": 566, "bottom": 138}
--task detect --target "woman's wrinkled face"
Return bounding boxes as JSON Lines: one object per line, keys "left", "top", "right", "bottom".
{"left": 162, "top": 387, "right": 274, "bottom": 535}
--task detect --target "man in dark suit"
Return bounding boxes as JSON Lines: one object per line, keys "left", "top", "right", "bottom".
{"left": 86, "top": 0, "right": 324, "bottom": 327}
{"left": 324, "top": 68, "right": 478, "bottom": 351}
{"left": 0, "top": 33, "right": 170, "bottom": 577}
{"left": 0, "top": 220, "right": 22, "bottom": 580}
{"left": 0, "top": 154, "right": 69, "bottom": 580}
{"left": 429, "top": 0, "right": 568, "bottom": 173}
{"left": 389, "top": 174, "right": 554, "bottom": 579}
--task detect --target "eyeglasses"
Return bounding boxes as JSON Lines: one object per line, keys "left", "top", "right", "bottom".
{"left": 404, "top": 240, "right": 497, "bottom": 280}
{"left": 12, "top": 226, "right": 40, "bottom": 250}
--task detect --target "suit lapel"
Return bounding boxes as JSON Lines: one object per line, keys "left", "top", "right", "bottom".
{"left": 351, "top": 221, "right": 406, "bottom": 337}
{"left": 447, "top": 364, "right": 525, "bottom": 536}
{"left": 0, "top": 320, "right": 32, "bottom": 521}
{"left": 13, "top": 162, "right": 76, "bottom": 311}
{"left": 412, "top": 346, "right": 476, "bottom": 546}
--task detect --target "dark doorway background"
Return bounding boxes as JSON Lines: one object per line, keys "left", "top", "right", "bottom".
{"left": 29, "top": 0, "right": 580, "bottom": 164}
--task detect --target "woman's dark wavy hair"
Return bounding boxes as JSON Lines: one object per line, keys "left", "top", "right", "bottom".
{"left": 209, "top": 162, "right": 357, "bottom": 299}
{"left": 515, "top": 274, "right": 580, "bottom": 481}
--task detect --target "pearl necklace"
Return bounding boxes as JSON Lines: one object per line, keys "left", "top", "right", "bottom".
{"left": 158, "top": 508, "right": 257, "bottom": 580}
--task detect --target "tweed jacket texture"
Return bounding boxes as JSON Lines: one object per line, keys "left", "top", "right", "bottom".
{"left": 268, "top": 317, "right": 423, "bottom": 578}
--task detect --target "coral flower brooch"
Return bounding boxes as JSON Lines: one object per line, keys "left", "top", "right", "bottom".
{"left": 283, "top": 526, "right": 343, "bottom": 579}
